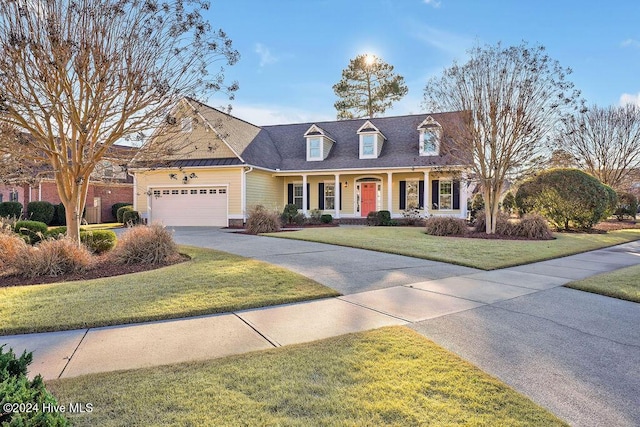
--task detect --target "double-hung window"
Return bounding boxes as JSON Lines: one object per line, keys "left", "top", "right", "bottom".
{"left": 324, "top": 183, "right": 335, "bottom": 210}
{"left": 293, "top": 184, "right": 303, "bottom": 209}
{"left": 406, "top": 181, "right": 419, "bottom": 209}
{"left": 308, "top": 137, "right": 321, "bottom": 160}
{"left": 439, "top": 181, "right": 452, "bottom": 210}
{"left": 361, "top": 134, "right": 375, "bottom": 156}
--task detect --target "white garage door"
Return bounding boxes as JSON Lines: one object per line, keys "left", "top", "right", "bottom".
{"left": 150, "top": 187, "right": 228, "bottom": 226}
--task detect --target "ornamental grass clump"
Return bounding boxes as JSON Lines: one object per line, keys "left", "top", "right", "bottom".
{"left": 111, "top": 223, "right": 179, "bottom": 265}
{"left": 14, "top": 238, "right": 93, "bottom": 278}
{"left": 517, "top": 213, "right": 553, "bottom": 240}
{"left": 424, "top": 216, "right": 468, "bottom": 236}
{"left": 246, "top": 205, "right": 281, "bottom": 234}
{"left": 0, "top": 232, "right": 29, "bottom": 272}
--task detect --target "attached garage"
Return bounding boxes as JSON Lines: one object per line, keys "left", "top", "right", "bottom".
{"left": 149, "top": 186, "right": 228, "bottom": 226}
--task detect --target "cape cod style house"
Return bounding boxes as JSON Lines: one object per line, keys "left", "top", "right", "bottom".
{"left": 130, "top": 98, "right": 470, "bottom": 227}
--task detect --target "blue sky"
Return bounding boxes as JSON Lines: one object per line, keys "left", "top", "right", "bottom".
{"left": 207, "top": 0, "right": 640, "bottom": 125}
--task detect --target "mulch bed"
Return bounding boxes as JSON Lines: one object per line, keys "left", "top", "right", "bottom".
{"left": 593, "top": 219, "right": 640, "bottom": 232}
{"left": 0, "top": 255, "right": 188, "bottom": 288}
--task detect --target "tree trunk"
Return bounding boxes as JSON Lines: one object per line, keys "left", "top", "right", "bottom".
{"left": 56, "top": 171, "right": 91, "bottom": 243}
{"left": 483, "top": 185, "right": 502, "bottom": 234}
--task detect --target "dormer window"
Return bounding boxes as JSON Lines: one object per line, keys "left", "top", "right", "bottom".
{"left": 304, "top": 124, "right": 335, "bottom": 161}
{"left": 357, "top": 120, "right": 386, "bottom": 159}
{"left": 418, "top": 116, "right": 441, "bottom": 156}
{"left": 308, "top": 137, "right": 322, "bottom": 160}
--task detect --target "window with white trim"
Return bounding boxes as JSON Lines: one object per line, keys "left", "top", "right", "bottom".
{"left": 361, "top": 134, "right": 376, "bottom": 157}
{"left": 308, "top": 137, "right": 322, "bottom": 160}
{"left": 181, "top": 118, "right": 192, "bottom": 133}
{"left": 439, "top": 180, "right": 452, "bottom": 210}
{"left": 9, "top": 190, "right": 18, "bottom": 202}
{"left": 420, "top": 128, "right": 440, "bottom": 155}
{"left": 406, "top": 181, "right": 419, "bottom": 209}
{"left": 293, "top": 184, "right": 303, "bottom": 209}
{"left": 324, "top": 183, "right": 335, "bottom": 210}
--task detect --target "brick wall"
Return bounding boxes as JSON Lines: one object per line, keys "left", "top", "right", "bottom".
{"left": 1, "top": 181, "right": 133, "bottom": 222}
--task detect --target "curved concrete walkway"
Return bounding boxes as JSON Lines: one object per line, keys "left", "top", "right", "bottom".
{"left": 1, "top": 228, "right": 639, "bottom": 427}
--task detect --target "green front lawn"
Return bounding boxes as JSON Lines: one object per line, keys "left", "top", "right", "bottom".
{"left": 49, "top": 327, "right": 566, "bottom": 426}
{"left": 565, "top": 264, "right": 640, "bottom": 302}
{"left": 0, "top": 246, "right": 338, "bottom": 335}
{"left": 266, "top": 227, "right": 640, "bottom": 270}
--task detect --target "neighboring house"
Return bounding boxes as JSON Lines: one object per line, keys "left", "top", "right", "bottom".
{"left": 0, "top": 154, "right": 134, "bottom": 223}
{"left": 130, "top": 98, "right": 471, "bottom": 227}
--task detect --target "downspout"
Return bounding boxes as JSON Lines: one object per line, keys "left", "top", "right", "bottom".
{"left": 38, "top": 181, "right": 42, "bottom": 201}
{"left": 242, "top": 166, "right": 254, "bottom": 224}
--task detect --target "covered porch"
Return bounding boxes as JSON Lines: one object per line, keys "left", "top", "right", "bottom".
{"left": 274, "top": 168, "right": 468, "bottom": 220}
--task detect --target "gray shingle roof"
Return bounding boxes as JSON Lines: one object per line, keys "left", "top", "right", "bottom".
{"left": 242, "top": 112, "right": 467, "bottom": 171}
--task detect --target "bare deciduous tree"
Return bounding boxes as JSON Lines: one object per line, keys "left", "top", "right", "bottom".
{"left": 423, "top": 42, "right": 582, "bottom": 234}
{"left": 558, "top": 104, "right": 640, "bottom": 189}
{"left": 333, "top": 54, "right": 408, "bottom": 120}
{"left": 0, "top": 0, "right": 238, "bottom": 241}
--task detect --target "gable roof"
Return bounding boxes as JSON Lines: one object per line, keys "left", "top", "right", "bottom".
{"left": 242, "top": 112, "right": 467, "bottom": 171}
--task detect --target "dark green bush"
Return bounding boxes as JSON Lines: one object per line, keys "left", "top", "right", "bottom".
{"left": 376, "top": 210, "right": 392, "bottom": 226}
{"left": 81, "top": 230, "right": 117, "bottom": 253}
{"left": 0, "top": 201, "right": 23, "bottom": 218}
{"left": 122, "top": 210, "right": 140, "bottom": 226}
{"left": 0, "top": 345, "right": 68, "bottom": 426}
{"left": 27, "top": 201, "right": 55, "bottom": 225}
{"left": 46, "top": 226, "right": 69, "bottom": 238}
{"left": 52, "top": 203, "right": 66, "bottom": 226}
{"left": 111, "top": 202, "right": 131, "bottom": 222}
{"left": 116, "top": 205, "right": 133, "bottom": 223}
{"left": 320, "top": 214, "right": 333, "bottom": 224}
{"left": 615, "top": 192, "right": 638, "bottom": 221}
{"left": 246, "top": 205, "right": 281, "bottom": 234}
{"left": 281, "top": 204, "right": 299, "bottom": 225}
{"left": 424, "top": 216, "right": 468, "bottom": 236}
{"left": 14, "top": 220, "right": 48, "bottom": 243}
{"left": 515, "top": 169, "right": 614, "bottom": 230}
{"left": 366, "top": 211, "right": 379, "bottom": 226}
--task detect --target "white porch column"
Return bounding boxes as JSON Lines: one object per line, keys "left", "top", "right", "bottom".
{"left": 334, "top": 173, "right": 341, "bottom": 219}
{"left": 461, "top": 172, "right": 469, "bottom": 219}
{"left": 302, "top": 174, "right": 308, "bottom": 215}
{"left": 386, "top": 172, "right": 393, "bottom": 214}
{"left": 423, "top": 171, "right": 430, "bottom": 216}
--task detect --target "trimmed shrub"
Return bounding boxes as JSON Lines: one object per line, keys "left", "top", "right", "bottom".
{"left": 0, "top": 345, "right": 69, "bottom": 426}
{"left": 291, "top": 213, "right": 306, "bottom": 225}
{"left": 81, "top": 230, "right": 117, "bottom": 254}
{"left": 52, "top": 203, "right": 66, "bottom": 226}
{"left": 14, "top": 238, "right": 93, "bottom": 278}
{"left": 614, "top": 192, "right": 638, "bottom": 221}
{"left": 424, "top": 216, "right": 468, "bottom": 236}
{"left": 376, "top": 210, "right": 392, "bottom": 226}
{"left": 320, "top": 214, "right": 333, "bottom": 224}
{"left": 246, "top": 205, "right": 281, "bottom": 234}
{"left": 515, "top": 214, "right": 553, "bottom": 239}
{"left": 471, "top": 193, "right": 485, "bottom": 212}
{"left": 122, "top": 210, "right": 140, "bottom": 226}
{"left": 46, "top": 226, "right": 69, "bottom": 239}
{"left": 401, "top": 208, "right": 423, "bottom": 226}
{"left": 110, "top": 223, "right": 179, "bottom": 264}
{"left": 27, "top": 201, "right": 55, "bottom": 225}
{"left": 111, "top": 202, "right": 132, "bottom": 222}
{"left": 515, "top": 169, "right": 614, "bottom": 230}
{"left": 0, "top": 232, "right": 29, "bottom": 271}
{"left": 116, "top": 205, "right": 133, "bottom": 223}
{"left": 0, "top": 201, "right": 23, "bottom": 218}
{"left": 603, "top": 184, "right": 618, "bottom": 218}
{"left": 14, "top": 220, "right": 48, "bottom": 244}
{"left": 366, "top": 211, "right": 379, "bottom": 226}
{"left": 281, "top": 204, "right": 299, "bottom": 225}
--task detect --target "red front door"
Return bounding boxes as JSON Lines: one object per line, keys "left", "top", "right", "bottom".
{"left": 361, "top": 183, "right": 377, "bottom": 216}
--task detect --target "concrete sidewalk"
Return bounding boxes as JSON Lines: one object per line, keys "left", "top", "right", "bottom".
{"left": 1, "top": 234, "right": 639, "bottom": 427}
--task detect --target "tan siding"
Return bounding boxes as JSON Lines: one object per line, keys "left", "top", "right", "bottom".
{"left": 246, "top": 170, "right": 283, "bottom": 211}
{"left": 322, "top": 138, "right": 333, "bottom": 160}
{"left": 134, "top": 168, "right": 243, "bottom": 215}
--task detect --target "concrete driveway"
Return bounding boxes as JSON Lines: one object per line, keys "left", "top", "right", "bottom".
{"left": 168, "top": 226, "right": 479, "bottom": 295}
